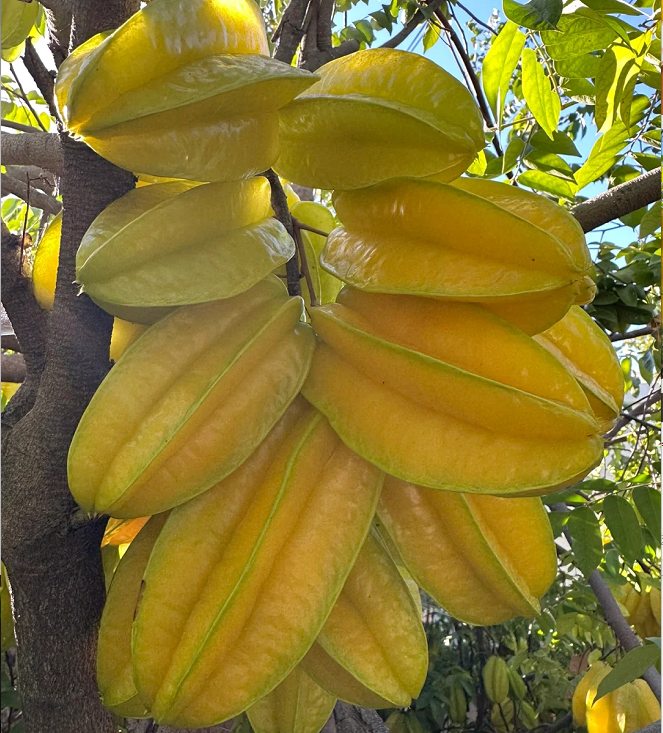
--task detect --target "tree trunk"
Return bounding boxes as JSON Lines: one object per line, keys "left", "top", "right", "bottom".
{"left": 1, "top": 2, "right": 138, "bottom": 731}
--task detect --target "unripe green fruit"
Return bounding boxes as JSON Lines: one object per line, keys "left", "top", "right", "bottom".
{"left": 483, "top": 656, "right": 510, "bottom": 704}
{"left": 448, "top": 682, "right": 467, "bottom": 725}
{"left": 508, "top": 667, "right": 527, "bottom": 700}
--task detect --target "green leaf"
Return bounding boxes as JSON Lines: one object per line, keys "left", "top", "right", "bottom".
{"left": 633, "top": 486, "right": 661, "bottom": 540}
{"left": 482, "top": 22, "right": 526, "bottom": 123}
{"left": 554, "top": 53, "right": 602, "bottom": 78}
{"left": 467, "top": 149, "right": 487, "bottom": 176}
{"left": 541, "top": 14, "right": 618, "bottom": 59}
{"left": 577, "top": 478, "right": 620, "bottom": 493}
{"left": 518, "top": 169, "right": 576, "bottom": 199}
{"left": 581, "top": 0, "right": 647, "bottom": 15}
{"left": 639, "top": 201, "right": 662, "bottom": 239}
{"left": 595, "top": 645, "right": 661, "bottom": 702}
{"left": 602, "top": 495, "right": 643, "bottom": 563}
{"left": 561, "top": 78, "right": 596, "bottom": 103}
{"left": 574, "top": 94, "right": 649, "bottom": 189}
{"left": 502, "top": 136, "right": 525, "bottom": 174}
{"left": 530, "top": 129, "right": 581, "bottom": 156}
{"left": 566, "top": 507, "right": 603, "bottom": 577}
{"left": 354, "top": 19, "right": 375, "bottom": 42}
{"left": 639, "top": 350, "right": 655, "bottom": 383}
{"left": 503, "top": 0, "right": 562, "bottom": 30}
{"left": 548, "top": 511, "right": 570, "bottom": 537}
{"left": 594, "top": 45, "right": 636, "bottom": 131}
{"left": 522, "top": 48, "right": 560, "bottom": 139}
{"left": 633, "top": 153, "right": 661, "bottom": 171}
{"left": 422, "top": 21, "right": 440, "bottom": 51}
{"left": 567, "top": 507, "right": 603, "bottom": 577}
{"left": 525, "top": 150, "right": 576, "bottom": 178}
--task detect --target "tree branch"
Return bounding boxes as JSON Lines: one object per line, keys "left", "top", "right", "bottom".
{"left": 2, "top": 118, "right": 41, "bottom": 133}
{"left": 380, "top": 0, "right": 443, "bottom": 49}
{"left": 1, "top": 226, "right": 47, "bottom": 427}
{"left": 587, "top": 569, "right": 661, "bottom": 700}
{"left": 1, "top": 131, "right": 63, "bottom": 173}
{"left": 1, "top": 173, "right": 62, "bottom": 215}
{"left": 2, "top": 352, "right": 26, "bottom": 382}
{"left": 22, "top": 38, "right": 61, "bottom": 125}
{"left": 604, "top": 389, "right": 661, "bottom": 442}
{"left": 274, "top": 0, "right": 311, "bottom": 65}
{"left": 5, "top": 165, "right": 56, "bottom": 195}
{"left": 572, "top": 168, "right": 662, "bottom": 233}
{"left": 263, "top": 168, "right": 301, "bottom": 296}
{"left": 43, "top": 1, "right": 73, "bottom": 67}
{"left": 536, "top": 711, "right": 572, "bottom": 733}
{"left": 610, "top": 326, "right": 657, "bottom": 342}
{"left": 553, "top": 504, "right": 662, "bottom": 701}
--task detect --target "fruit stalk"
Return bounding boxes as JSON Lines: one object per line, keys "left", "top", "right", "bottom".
{"left": 264, "top": 168, "right": 301, "bottom": 297}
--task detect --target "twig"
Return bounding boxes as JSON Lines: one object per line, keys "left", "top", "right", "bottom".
{"left": 262, "top": 169, "right": 301, "bottom": 297}
{"left": 604, "top": 389, "right": 661, "bottom": 442}
{"left": 293, "top": 220, "right": 319, "bottom": 307}
{"left": 22, "top": 38, "right": 61, "bottom": 126}
{"left": 572, "top": 168, "right": 662, "bottom": 233}
{"left": 20, "top": 172, "right": 30, "bottom": 270}
{"left": 1, "top": 118, "right": 41, "bottom": 133}
{"left": 456, "top": 1, "right": 497, "bottom": 35}
{"left": 1, "top": 173, "right": 62, "bottom": 215}
{"left": 532, "top": 712, "right": 572, "bottom": 733}
{"left": 610, "top": 326, "right": 656, "bottom": 342}
{"left": 291, "top": 218, "right": 330, "bottom": 237}
{"left": 435, "top": 9, "right": 508, "bottom": 164}
{"left": 9, "top": 63, "right": 47, "bottom": 132}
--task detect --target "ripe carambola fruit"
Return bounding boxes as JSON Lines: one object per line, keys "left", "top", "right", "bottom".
{"left": 301, "top": 643, "right": 392, "bottom": 709}
{"left": 54, "top": 0, "right": 316, "bottom": 181}
{"left": 304, "top": 287, "right": 602, "bottom": 496}
{"left": 97, "top": 514, "right": 168, "bottom": 718}
{"left": 247, "top": 667, "right": 336, "bottom": 733}
{"left": 1, "top": 0, "right": 38, "bottom": 61}
{"left": 67, "top": 278, "right": 316, "bottom": 518}
{"left": 377, "top": 478, "right": 556, "bottom": 625}
{"left": 535, "top": 306, "right": 624, "bottom": 431}
{"left": 323, "top": 177, "right": 595, "bottom": 335}
{"left": 101, "top": 516, "right": 150, "bottom": 547}
{"left": 276, "top": 49, "right": 485, "bottom": 191}
{"left": 622, "top": 585, "right": 661, "bottom": 639}
{"left": 30, "top": 213, "right": 157, "bottom": 359}
{"left": 629, "top": 679, "right": 661, "bottom": 730}
{"left": 575, "top": 663, "right": 661, "bottom": 733}
{"left": 31, "top": 212, "right": 61, "bottom": 310}
{"left": 76, "top": 178, "right": 295, "bottom": 323}
{"left": 572, "top": 662, "right": 609, "bottom": 727}
{"left": 305, "top": 530, "right": 427, "bottom": 707}
{"left": 131, "top": 398, "right": 383, "bottom": 727}
{"left": 483, "top": 657, "right": 509, "bottom": 705}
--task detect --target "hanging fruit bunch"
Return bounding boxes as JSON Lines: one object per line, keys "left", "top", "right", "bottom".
{"left": 620, "top": 584, "right": 662, "bottom": 640}
{"left": 22, "top": 0, "right": 633, "bottom": 727}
